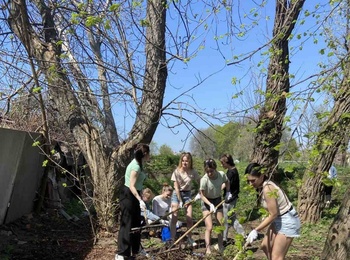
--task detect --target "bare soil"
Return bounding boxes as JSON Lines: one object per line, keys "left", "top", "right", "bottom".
{"left": 0, "top": 210, "right": 320, "bottom": 260}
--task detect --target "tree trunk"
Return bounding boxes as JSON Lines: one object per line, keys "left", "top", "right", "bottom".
{"left": 8, "top": 0, "right": 167, "bottom": 231}
{"left": 250, "top": 0, "right": 305, "bottom": 174}
{"left": 298, "top": 20, "right": 350, "bottom": 223}
{"left": 321, "top": 186, "right": 350, "bottom": 260}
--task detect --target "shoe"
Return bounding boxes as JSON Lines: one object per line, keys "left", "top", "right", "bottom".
{"left": 187, "top": 237, "right": 197, "bottom": 247}
{"left": 115, "top": 254, "right": 124, "bottom": 260}
{"left": 139, "top": 249, "right": 150, "bottom": 258}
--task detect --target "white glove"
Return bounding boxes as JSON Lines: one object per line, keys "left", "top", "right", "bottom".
{"left": 246, "top": 229, "right": 258, "bottom": 244}
{"left": 160, "top": 219, "right": 170, "bottom": 226}
{"left": 209, "top": 203, "right": 216, "bottom": 213}
{"left": 139, "top": 200, "right": 146, "bottom": 210}
{"left": 225, "top": 191, "right": 233, "bottom": 202}
{"left": 179, "top": 201, "right": 183, "bottom": 208}
{"left": 194, "top": 193, "right": 201, "bottom": 201}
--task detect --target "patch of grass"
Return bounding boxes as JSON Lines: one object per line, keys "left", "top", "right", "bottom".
{"left": 64, "top": 198, "right": 85, "bottom": 216}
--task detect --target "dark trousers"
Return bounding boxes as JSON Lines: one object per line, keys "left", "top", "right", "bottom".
{"left": 117, "top": 185, "right": 141, "bottom": 257}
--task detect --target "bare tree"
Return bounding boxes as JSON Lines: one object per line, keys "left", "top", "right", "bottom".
{"left": 248, "top": 0, "right": 306, "bottom": 173}
{"left": 3, "top": 0, "right": 234, "bottom": 231}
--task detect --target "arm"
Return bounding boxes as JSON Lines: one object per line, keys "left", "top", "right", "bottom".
{"left": 254, "top": 184, "right": 279, "bottom": 232}
{"left": 174, "top": 181, "right": 183, "bottom": 204}
{"left": 129, "top": 170, "right": 142, "bottom": 201}
{"left": 152, "top": 198, "right": 160, "bottom": 216}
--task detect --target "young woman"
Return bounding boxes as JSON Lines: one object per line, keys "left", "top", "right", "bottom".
{"left": 220, "top": 154, "right": 245, "bottom": 244}
{"left": 170, "top": 152, "right": 200, "bottom": 246}
{"left": 245, "top": 162, "right": 301, "bottom": 260}
{"left": 116, "top": 144, "right": 150, "bottom": 260}
{"left": 199, "top": 158, "right": 231, "bottom": 255}
{"left": 152, "top": 183, "right": 173, "bottom": 218}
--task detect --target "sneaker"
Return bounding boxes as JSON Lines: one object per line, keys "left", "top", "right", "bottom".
{"left": 115, "top": 254, "right": 124, "bottom": 260}
{"left": 188, "top": 237, "right": 197, "bottom": 247}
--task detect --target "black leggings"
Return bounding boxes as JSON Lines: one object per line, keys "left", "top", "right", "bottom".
{"left": 117, "top": 185, "right": 141, "bottom": 257}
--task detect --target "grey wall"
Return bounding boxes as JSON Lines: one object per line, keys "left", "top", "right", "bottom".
{"left": 0, "top": 128, "right": 44, "bottom": 224}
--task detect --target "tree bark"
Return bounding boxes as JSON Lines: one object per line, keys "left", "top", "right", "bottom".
{"left": 321, "top": 186, "right": 350, "bottom": 260}
{"left": 8, "top": 0, "right": 167, "bottom": 231}
{"left": 250, "top": 0, "right": 305, "bottom": 174}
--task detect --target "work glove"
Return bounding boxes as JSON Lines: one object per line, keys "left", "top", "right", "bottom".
{"left": 139, "top": 200, "right": 146, "bottom": 210}
{"left": 160, "top": 219, "right": 170, "bottom": 226}
{"left": 209, "top": 203, "right": 216, "bottom": 213}
{"left": 179, "top": 201, "right": 183, "bottom": 208}
{"left": 194, "top": 193, "right": 201, "bottom": 201}
{"left": 246, "top": 229, "right": 258, "bottom": 244}
{"left": 225, "top": 191, "right": 233, "bottom": 203}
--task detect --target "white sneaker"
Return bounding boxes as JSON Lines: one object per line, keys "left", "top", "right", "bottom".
{"left": 188, "top": 237, "right": 197, "bottom": 247}
{"left": 115, "top": 254, "right": 124, "bottom": 260}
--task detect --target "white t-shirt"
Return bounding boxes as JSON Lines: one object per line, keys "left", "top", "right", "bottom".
{"left": 152, "top": 195, "right": 171, "bottom": 217}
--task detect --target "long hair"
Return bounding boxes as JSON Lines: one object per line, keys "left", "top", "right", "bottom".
{"left": 177, "top": 152, "right": 193, "bottom": 169}
{"left": 134, "top": 143, "right": 150, "bottom": 170}
{"left": 220, "top": 153, "right": 235, "bottom": 167}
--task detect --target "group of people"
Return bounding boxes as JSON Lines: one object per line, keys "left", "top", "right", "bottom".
{"left": 115, "top": 143, "right": 302, "bottom": 260}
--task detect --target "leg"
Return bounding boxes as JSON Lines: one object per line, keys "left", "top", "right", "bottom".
{"left": 203, "top": 211, "right": 213, "bottom": 255}
{"left": 270, "top": 234, "right": 294, "bottom": 260}
{"left": 223, "top": 203, "right": 230, "bottom": 241}
{"left": 215, "top": 210, "right": 224, "bottom": 251}
{"left": 260, "top": 225, "right": 276, "bottom": 260}
{"left": 186, "top": 204, "right": 194, "bottom": 239}
{"left": 170, "top": 203, "right": 179, "bottom": 240}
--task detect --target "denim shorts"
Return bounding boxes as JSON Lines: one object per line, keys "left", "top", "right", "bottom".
{"left": 273, "top": 208, "right": 301, "bottom": 237}
{"left": 171, "top": 190, "right": 192, "bottom": 204}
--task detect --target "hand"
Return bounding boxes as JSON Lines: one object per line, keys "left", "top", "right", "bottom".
{"left": 194, "top": 193, "right": 201, "bottom": 201}
{"left": 225, "top": 191, "right": 233, "bottom": 203}
{"left": 160, "top": 219, "right": 170, "bottom": 226}
{"left": 209, "top": 203, "right": 216, "bottom": 213}
{"left": 246, "top": 229, "right": 258, "bottom": 244}
{"left": 139, "top": 200, "right": 146, "bottom": 210}
{"left": 179, "top": 201, "right": 183, "bottom": 208}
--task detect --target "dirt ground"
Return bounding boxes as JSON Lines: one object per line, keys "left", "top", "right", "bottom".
{"left": 0, "top": 210, "right": 319, "bottom": 260}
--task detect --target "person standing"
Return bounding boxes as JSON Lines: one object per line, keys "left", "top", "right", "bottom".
{"left": 199, "top": 158, "right": 232, "bottom": 255}
{"left": 245, "top": 162, "right": 300, "bottom": 260}
{"left": 325, "top": 164, "right": 337, "bottom": 208}
{"left": 116, "top": 144, "right": 150, "bottom": 260}
{"left": 170, "top": 152, "right": 200, "bottom": 246}
{"left": 219, "top": 154, "right": 245, "bottom": 244}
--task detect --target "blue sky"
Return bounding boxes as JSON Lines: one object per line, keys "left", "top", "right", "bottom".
{"left": 151, "top": 1, "right": 330, "bottom": 153}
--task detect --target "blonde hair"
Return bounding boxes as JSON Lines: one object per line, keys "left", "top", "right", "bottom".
{"left": 142, "top": 188, "right": 154, "bottom": 201}
{"left": 177, "top": 152, "right": 193, "bottom": 169}
{"left": 162, "top": 183, "right": 173, "bottom": 193}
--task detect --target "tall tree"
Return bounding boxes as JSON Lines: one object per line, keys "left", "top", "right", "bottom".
{"left": 248, "top": 0, "right": 306, "bottom": 174}
{"left": 298, "top": 0, "right": 350, "bottom": 223}
{"left": 6, "top": 0, "right": 167, "bottom": 230}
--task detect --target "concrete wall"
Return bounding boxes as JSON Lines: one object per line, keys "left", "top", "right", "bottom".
{"left": 0, "top": 128, "right": 44, "bottom": 224}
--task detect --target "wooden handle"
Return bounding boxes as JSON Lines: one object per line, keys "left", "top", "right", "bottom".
{"left": 171, "top": 199, "right": 225, "bottom": 248}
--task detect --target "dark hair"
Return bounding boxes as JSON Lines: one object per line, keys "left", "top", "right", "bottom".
{"left": 245, "top": 162, "right": 263, "bottom": 177}
{"left": 134, "top": 143, "right": 150, "bottom": 170}
{"left": 178, "top": 152, "right": 193, "bottom": 169}
{"left": 204, "top": 158, "right": 217, "bottom": 170}
{"left": 220, "top": 154, "right": 235, "bottom": 166}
